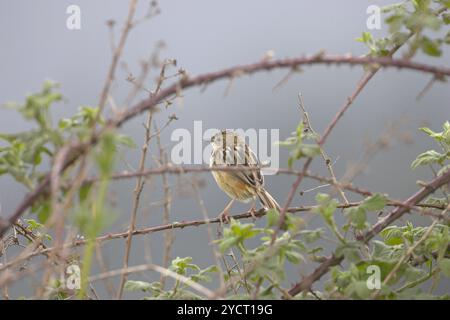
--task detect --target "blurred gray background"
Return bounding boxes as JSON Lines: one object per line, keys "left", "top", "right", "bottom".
{"left": 0, "top": 0, "right": 449, "bottom": 298}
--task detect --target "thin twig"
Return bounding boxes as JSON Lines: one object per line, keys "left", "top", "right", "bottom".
{"left": 116, "top": 111, "right": 153, "bottom": 299}
{"left": 89, "top": 263, "right": 216, "bottom": 299}
{"left": 297, "top": 93, "right": 349, "bottom": 204}
{"left": 117, "top": 59, "right": 173, "bottom": 299}
{"left": 2, "top": 194, "right": 445, "bottom": 280}
{"left": 82, "top": 165, "right": 372, "bottom": 197}
{"left": 96, "top": 0, "right": 138, "bottom": 119}
{"left": 191, "top": 177, "right": 227, "bottom": 294}
{"left": 155, "top": 126, "right": 174, "bottom": 289}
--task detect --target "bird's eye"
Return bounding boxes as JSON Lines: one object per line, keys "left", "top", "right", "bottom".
{"left": 210, "top": 136, "right": 215, "bottom": 143}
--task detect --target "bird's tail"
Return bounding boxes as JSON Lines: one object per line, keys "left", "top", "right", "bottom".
{"left": 257, "top": 188, "right": 280, "bottom": 212}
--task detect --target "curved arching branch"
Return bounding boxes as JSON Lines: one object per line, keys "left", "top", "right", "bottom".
{"left": 114, "top": 54, "right": 450, "bottom": 128}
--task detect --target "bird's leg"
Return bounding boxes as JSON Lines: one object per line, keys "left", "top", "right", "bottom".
{"left": 248, "top": 198, "right": 259, "bottom": 221}
{"left": 218, "top": 199, "right": 234, "bottom": 224}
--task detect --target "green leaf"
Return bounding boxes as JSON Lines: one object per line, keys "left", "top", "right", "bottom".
{"left": 439, "top": 258, "right": 450, "bottom": 277}
{"left": 335, "top": 242, "right": 362, "bottom": 262}
{"left": 36, "top": 201, "right": 51, "bottom": 223}
{"left": 356, "top": 31, "right": 373, "bottom": 43}
{"left": 345, "top": 207, "right": 367, "bottom": 230}
{"left": 217, "top": 236, "right": 238, "bottom": 253}
{"left": 299, "top": 228, "right": 324, "bottom": 243}
{"left": 115, "top": 134, "right": 136, "bottom": 148}
{"left": 403, "top": 265, "right": 427, "bottom": 282}
{"left": 25, "top": 218, "right": 44, "bottom": 231}
{"left": 79, "top": 182, "right": 93, "bottom": 203}
{"left": 170, "top": 256, "right": 200, "bottom": 275}
{"left": 345, "top": 194, "right": 386, "bottom": 231}
{"left": 313, "top": 193, "right": 339, "bottom": 229}
{"left": 300, "top": 144, "right": 321, "bottom": 158}
{"left": 228, "top": 219, "right": 261, "bottom": 242}
{"left": 437, "top": 164, "right": 450, "bottom": 177}
{"left": 380, "top": 226, "right": 405, "bottom": 246}
{"left": 344, "top": 280, "right": 371, "bottom": 299}
{"left": 285, "top": 214, "right": 304, "bottom": 233}
{"left": 385, "top": 14, "right": 405, "bottom": 33}
{"left": 442, "top": 13, "right": 450, "bottom": 24}
{"left": 420, "top": 37, "right": 442, "bottom": 57}
{"left": 411, "top": 150, "right": 445, "bottom": 169}
{"left": 279, "top": 121, "right": 321, "bottom": 167}
{"left": 285, "top": 251, "right": 304, "bottom": 264}
{"left": 201, "top": 265, "right": 219, "bottom": 274}
{"left": 372, "top": 240, "right": 396, "bottom": 259}
{"left": 420, "top": 127, "right": 443, "bottom": 141}
{"left": 361, "top": 193, "right": 387, "bottom": 211}
{"left": 266, "top": 208, "right": 279, "bottom": 227}
{"left": 445, "top": 31, "right": 450, "bottom": 44}
{"left": 315, "top": 192, "right": 331, "bottom": 205}
{"left": 95, "top": 132, "right": 116, "bottom": 176}
{"left": 124, "top": 280, "right": 152, "bottom": 292}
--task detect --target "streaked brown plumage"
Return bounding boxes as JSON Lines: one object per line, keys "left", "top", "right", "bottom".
{"left": 210, "top": 130, "right": 280, "bottom": 222}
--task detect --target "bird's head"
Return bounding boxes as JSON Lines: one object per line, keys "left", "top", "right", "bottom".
{"left": 210, "top": 130, "right": 244, "bottom": 150}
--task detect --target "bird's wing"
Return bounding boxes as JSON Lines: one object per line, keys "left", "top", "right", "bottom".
{"left": 212, "top": 142, "right": 264, "bottom": 188}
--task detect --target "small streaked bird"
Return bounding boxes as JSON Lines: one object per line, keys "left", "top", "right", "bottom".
{"left": 209, "top": 130, "right": 280, "bottom": 222}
